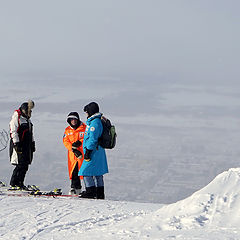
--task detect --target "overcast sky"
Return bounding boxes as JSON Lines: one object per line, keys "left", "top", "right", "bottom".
{"left": 0, "top": 0, "right": 239, "bottom": 83}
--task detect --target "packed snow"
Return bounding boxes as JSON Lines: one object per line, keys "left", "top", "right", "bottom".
{"left": 1, "top": 168, "right": 240, "bottom": 239}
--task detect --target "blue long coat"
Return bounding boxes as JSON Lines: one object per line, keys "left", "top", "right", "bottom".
{"left": 78, "top": 113, "right": 108, "bottom": 176}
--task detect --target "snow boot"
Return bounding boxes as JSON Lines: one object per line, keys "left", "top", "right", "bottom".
{"left": 69, "top": 188, "right": 76, "bottom": 195}
{"left": 96, "top": 186, "right": 105, "bottom": 199}
{"left": 69, "top": 188, "right": 82, "bottom": 195}
{"left": 79, "top": 186, "right": 96, "bottom": 199}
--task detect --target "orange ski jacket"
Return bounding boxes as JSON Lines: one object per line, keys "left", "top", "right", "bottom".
{"left": 63, "top": 122, "right": 86, "bottom": 179}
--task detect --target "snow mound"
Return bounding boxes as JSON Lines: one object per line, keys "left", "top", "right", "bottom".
{"left": 147, "top": 168, "right": 240, "bottom": 230}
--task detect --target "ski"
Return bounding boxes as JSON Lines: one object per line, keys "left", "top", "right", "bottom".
{"left": 29, "top": 189, "right": 82, "bottom": 198}
{"left": 0, "top": 189, "right": 65, "bottom": 198}
{"left": 0, "top": 181, "right": 83, "bottom": 198}
{"left": 1, "top": 192, "right": 79, "bottom": 198}
{"left": 29, "top": 188, "right": 63, "bottom": 196}
{"left": 0, "top": 181, "right": 62, "bottom": 197}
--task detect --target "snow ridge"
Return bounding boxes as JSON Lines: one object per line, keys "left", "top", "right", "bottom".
{"left": 146, "top": 168, "right": 240, "bottom": 230}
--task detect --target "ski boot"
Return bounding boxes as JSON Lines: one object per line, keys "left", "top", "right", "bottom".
{"left": 8, "top": 186, "right": 22, "bottom": 191}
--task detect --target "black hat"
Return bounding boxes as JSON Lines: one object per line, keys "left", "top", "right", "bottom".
{"left": 20, "top": 102, "right": 28, "bottom": 112}
{"left": 67, "top": 112, "right": 81, "bottom": 129}
{"left": 20, "top": 100, "right": 35, "bottom": 118}
{"left": 67, "top": 112, "right": 80, "bottom": 124}
{"left": 83, "top": 102, "right": 99, "bottom": 117}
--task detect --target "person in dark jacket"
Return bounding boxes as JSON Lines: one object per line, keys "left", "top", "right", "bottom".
{"left": 79, "top": 102, "right": 108, "bottom": 199}
{"left": 9, "top": 100, "right": 35, "bottom": 190}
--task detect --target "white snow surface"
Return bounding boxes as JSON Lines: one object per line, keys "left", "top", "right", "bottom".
{"left": 1, "top": 168, "right": 240, "bottom": 239}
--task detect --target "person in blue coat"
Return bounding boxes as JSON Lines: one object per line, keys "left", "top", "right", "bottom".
{"left": 78, "top": 102, "right": 108, "bottom": 199}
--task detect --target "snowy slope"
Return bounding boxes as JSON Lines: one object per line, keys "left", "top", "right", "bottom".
{"left": 144, "top": 168, "right": 240, "bottom": 230}
{"left": 1, "top": 168, "right": 240, "bottom": 240}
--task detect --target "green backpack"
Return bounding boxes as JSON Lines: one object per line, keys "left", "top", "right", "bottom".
{"left": 98, "top": 116, "right": 117, "bottom": 149}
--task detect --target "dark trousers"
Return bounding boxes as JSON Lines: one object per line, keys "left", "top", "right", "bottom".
{"left": 71, "top": 164, "right": 81, "bottom": 189}
{"left": 10, "top": 164, "right": 29, "bottom": 187}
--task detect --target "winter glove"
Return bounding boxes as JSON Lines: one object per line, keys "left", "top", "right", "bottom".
{"left": 31, "top": 141, "right": 36, "bottom": 152}
{"left": 72, "top": 149, "right": 83, "bottom": 159}
{"left": 84, "top": 148, "right": 92, "bottom": 162}
{"left": 13, "top": 143, "right": 22, "bottom": 154}
{"left": 72, "top": 140, "right": 82, "bottom": 149}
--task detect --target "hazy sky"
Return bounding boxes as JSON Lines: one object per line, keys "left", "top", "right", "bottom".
{"left": 0, "top": 0, "right": 239, "bottom": 83}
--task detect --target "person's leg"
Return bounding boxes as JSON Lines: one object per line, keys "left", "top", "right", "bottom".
{"left": 10, "top": 165, "right": 20, "bottom": 186}
{"left": 95, "top": 175, "right": 105, "bottom": 199}
{"left": 71, "top": 164, "right": 81, "bottom": 190}
{"left": 95, "top": 175, "right": 104, "bottom": 187}
{"left": 79, "top": 176, "right": 96, "bottom": 198}
{"left": 84, "top": 176, "right": 95, "bottom": 188}
{"left": 18, "top": 164, "right": 29, "bottom": 187}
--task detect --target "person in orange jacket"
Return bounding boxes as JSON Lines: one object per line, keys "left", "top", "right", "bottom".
{"left": 63, "top": 112, "right": 86, "bottom": 195}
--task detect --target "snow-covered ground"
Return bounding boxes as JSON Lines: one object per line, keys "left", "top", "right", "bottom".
{"left": 1, "top": 168, "right": 240, "bottom": 239}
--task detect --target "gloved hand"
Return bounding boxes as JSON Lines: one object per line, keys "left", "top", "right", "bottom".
{"left": 31, "top": 141, "right": 36, "bottom": 152}
{"left": 84, "top": 148, "right": 92, "bottom": 162}
{"left": 72, "top": 140, "right": 82, "bottom": 149}
{"left": 72, "top": 149, "right": 83, "bottom": 159}
{"left": 13, "top": 143, "right": 22, "bottom": 154}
